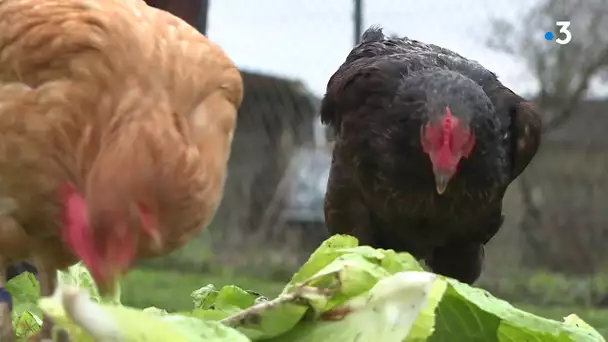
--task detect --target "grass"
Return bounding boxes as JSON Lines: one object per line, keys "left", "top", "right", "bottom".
{"left": 120, "top": 268, "right": 286, "bottom": 312}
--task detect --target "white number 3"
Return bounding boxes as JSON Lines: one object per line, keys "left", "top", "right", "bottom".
{"left": 555, "top": 21, "right": 572, "bottom": 45}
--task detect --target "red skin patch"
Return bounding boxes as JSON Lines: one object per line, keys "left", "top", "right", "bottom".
{"left": 60, "top": 182, "right": 160, "bottom": 286}
{"left": 60, "top": 182, "right": 102, "bottom": 281}
{"left": 421, "top": 106, "right": 475, "bottom": 173}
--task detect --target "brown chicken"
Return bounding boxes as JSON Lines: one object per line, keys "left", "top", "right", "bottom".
{"left": 0, "top": 0, "right": 243, "bottom": 340}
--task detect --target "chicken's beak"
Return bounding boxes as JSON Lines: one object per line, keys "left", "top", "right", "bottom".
{"left": 434, "top": 173, "right": 451, "bottom": 195}
{"left": 94, "top": 267, "right": 121, "bottom": 297}
{"left": 96, "top": 276, "right": 115, "bottom": 297}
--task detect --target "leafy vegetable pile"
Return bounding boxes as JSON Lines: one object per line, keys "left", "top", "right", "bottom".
{"left": 8, "top": 235, "right": 606, "bottom": 341}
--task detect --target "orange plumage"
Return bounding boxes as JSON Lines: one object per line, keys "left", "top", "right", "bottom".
{"left": 0, "top": 0, "right": 242, "bottom": 339}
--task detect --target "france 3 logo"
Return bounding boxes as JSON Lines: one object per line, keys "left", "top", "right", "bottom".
{"left": 544, "top": 21, "right": 572, "bottom": 45}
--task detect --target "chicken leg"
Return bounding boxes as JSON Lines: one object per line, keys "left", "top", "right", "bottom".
{"left": 32, "top": 258, "right": 60, "bottom": 341}
{"left": 0, "top": 258, "right": 15, "bottom": 342}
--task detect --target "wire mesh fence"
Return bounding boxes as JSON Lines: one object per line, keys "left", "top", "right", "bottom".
{"left": 141, "top": 0, "right": 608, "bottom": 309}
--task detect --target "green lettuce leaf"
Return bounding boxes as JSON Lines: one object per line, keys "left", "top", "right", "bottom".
{"left": 38, "top": 285, "right": 249, "bottom": 342}
{"left": 6, "top": 234, "right": 605, "bottom": 342}
{"left": 266, "top": 271, "right": 438, "bottom": 342}
{"left": 218, "top": 235, "right": 432, "bottom": 340}
{"left": 429, "top": 279, "right": 606, "bottom": 342}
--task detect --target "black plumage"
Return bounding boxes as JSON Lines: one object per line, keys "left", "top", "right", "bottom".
{"left": 322, "top": 26, "right": 542, "bottom": 284}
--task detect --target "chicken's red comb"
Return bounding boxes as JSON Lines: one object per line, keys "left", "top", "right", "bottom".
{"left": 441, "top": 106, "right": 455, "bottom": 148}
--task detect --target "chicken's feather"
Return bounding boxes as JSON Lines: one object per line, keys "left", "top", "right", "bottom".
{"left": 322, "top": 26, "right": 542, "bottom": 284}
{"left": 0, "top": 1, "right": 243, "bottom": 328}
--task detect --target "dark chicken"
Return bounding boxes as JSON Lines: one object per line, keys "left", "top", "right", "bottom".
{"left": 322, "top": 26, "right": 542, "bottom": 284}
